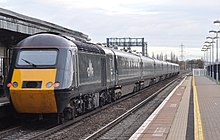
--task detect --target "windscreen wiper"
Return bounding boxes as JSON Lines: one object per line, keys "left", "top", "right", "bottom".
{"left": 21, "top": 58, "right": 37, "bottom": 67}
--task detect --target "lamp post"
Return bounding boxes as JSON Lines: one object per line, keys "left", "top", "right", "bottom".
{"left": 213, "top": 20, "right": 220, "bottom": 83}
{"left": 201, "top": 46, "right": 208, "bottom": 64}
{"left": 206, "top": 38, "right": 215, "bottom": 80}
{"left": 203, "top": 45, "right": 210, "bottom": 66}
{"left": 209, "top": 30, "right": 220, "bottom": 83}
{"left": 201, "top": 47, "right": 207, "bottom": 75}
{"left": 201, "top": 48, "right": 206, "bottom": 63}
{"left": 204, "top": 44, "right": 211, "bottom": 76}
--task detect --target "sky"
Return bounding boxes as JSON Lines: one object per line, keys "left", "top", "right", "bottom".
{"left": 1, "top": 0, "right": 220, "bottom": 60}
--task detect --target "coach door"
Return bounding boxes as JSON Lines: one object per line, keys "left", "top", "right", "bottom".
{"left": 101, "top": 58, "right": 107, "bottom": 86}
{"left": 140, "top": 60, "right": 143, "bottom": 79}
{"left": 109, "top": 57, "right": 115, "bottom": 84}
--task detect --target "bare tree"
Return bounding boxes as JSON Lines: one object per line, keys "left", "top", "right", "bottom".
{"left": 164, "top": 54, "right": 167, "bottom": 61}
{"left": 152, "top": 52, "right": 155, "bottom": 59}
{"left": 160, "top": 52, "right": 163, "bottom": 60}
{"left": 156, "top": 54, "right": 159, "bottom": 59}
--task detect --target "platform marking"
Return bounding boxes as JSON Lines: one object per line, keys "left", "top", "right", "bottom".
{"left": 129, "top": 77, "right": 186, "bottom": 140}
{"left": 170, "top": 104, "right": 177, "bottom": 107}
{"left": 152, "top": 127, "right": 166, "bottom": 136}
{"left": 180, "top": 86, "right": 186, "bottom": 89}
{"left": 193, "top": 76, "right": 204, "bottom": 140}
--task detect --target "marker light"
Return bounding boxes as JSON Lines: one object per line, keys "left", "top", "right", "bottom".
{"left": 46, "top": 82, "right": 60, "bottom": 88}
{"left": 53, "top": 82, "right": 60, "bottom": 88}
{"left": 7, "top": 83, "right": 12, "bottom": 87}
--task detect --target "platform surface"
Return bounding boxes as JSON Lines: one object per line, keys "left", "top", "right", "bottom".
{"left": 194, "top": 76, "right": 220, "bottom": 140}
{"left": 130, "top": 75, "right": 220, "bottom": 140}
{"left": 130, "top": 76, "right": 192, "bottom": 140}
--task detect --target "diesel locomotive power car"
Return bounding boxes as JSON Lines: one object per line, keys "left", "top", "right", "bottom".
{"left": 5, "top": 33, "right": 179, "bottom": 123}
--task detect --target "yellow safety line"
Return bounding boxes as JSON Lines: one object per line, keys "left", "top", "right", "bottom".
{"left": 193, "top": 76, "right": 204, "bottom": 140}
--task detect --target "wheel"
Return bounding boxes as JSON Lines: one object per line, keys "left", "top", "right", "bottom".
{"left": 57, "top": 113, "right": 64, "bottom": 124}
{"left": 133, "top": 86, "right": 137, "bottom": 93}
{"left": 63, "top": 101, "right": 76, "bottom": 121}
{"left": 111, "top": 92, "right": 117, "bottom": 101}
{"left": 137, "top": 85, "right": 140, "bottom": 91}
{"left": 99, "top": 96, "right": 105, "bottom": 107}
{"left": 64, "top": 107, "right": 74, "bottom": 120}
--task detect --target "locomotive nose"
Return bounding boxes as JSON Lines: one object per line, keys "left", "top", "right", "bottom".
{"left": 9, "top": 69, "right": 58, "bottom": 113}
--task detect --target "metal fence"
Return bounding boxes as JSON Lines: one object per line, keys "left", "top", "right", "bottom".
{"left": 193, "top": 69, "right": 206, "bottom": 76}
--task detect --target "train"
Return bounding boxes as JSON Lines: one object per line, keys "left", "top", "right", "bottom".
{"left": 5, "top": 33, "right": 179, "bottom": 123}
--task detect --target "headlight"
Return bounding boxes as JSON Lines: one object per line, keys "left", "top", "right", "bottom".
{"left": 46, "top": 82, "right": 53, "bottom": 88}
{"left": 12, "top": 82, "right": 18, "bottom": 88}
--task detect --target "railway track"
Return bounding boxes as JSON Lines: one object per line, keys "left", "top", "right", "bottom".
{"left": 0, "top": 118, "right": 57, "bottom": 140}
{"left": 26, "top": 73, "right": 186, "bottom": 140}
{"left": 0, "top": 126, "right": 22, "bottom": 139}
{"left": 85, "top": 74, "right": 186, "bottom": 139}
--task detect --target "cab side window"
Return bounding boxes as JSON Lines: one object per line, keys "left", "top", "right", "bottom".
{"left": 64, "top": 50, "right": 74, "bottom": 88}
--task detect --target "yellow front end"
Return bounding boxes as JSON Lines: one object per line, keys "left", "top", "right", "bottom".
{"left": 9, "top": 69, "right": 58, "bottom": 113}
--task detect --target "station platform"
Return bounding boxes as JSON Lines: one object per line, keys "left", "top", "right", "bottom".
{"left": 130, "top": 75, "right": 220, "bottom": 140}
{"left": 0, "top": 96, "right": 9, "bottom": 106}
